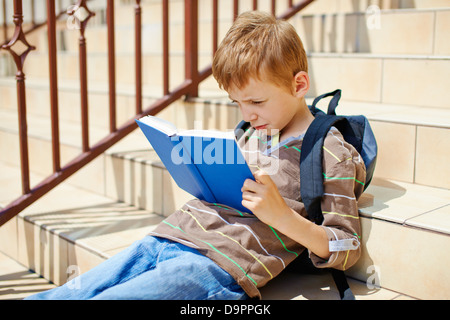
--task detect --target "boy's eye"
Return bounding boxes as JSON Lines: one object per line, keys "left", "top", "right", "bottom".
{"left": 228, "top": 99, "right": 264, "bottom": 105}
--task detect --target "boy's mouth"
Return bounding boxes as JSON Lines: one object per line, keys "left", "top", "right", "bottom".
{"left": 254, "top": 124, "right": 268, "bottom": 130}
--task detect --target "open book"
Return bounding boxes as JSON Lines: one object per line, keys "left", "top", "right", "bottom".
{"left": 136, "top": 115, "right": 254, "bottom": 213}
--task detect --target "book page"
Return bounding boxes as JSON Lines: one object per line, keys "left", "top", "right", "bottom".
{"left": 138, "top": 115, "right": 178, "bottom": 136}
{"left": 179, "top": 129, "right": 234, "bottom": 140}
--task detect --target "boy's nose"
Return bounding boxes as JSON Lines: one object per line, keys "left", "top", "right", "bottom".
{"left": 242, "top": 108, "right": 258, "bottom": 123}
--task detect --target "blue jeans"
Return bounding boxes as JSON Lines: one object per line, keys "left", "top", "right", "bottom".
{"left": 25, "top": 236, "right": 248, "bottom": 300}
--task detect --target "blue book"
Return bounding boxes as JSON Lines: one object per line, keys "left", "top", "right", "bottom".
{"left": 136, "top": 116, "right": 254, "bottom": 214}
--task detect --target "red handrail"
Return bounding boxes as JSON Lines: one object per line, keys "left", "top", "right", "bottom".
{"left": 0, "top": 0, "right": 315, "bottom": 227}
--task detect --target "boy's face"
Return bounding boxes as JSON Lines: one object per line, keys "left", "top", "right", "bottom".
{"left": 228, "top": 76, "right": 303, "bottom": 136}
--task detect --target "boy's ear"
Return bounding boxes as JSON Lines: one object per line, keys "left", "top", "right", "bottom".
{"left": 292, "top": 71, "right": 310, "bottom": 98}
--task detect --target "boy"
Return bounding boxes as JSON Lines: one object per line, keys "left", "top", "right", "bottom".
{"left": 26, "top": 11, "right": 365, "bottom": 300}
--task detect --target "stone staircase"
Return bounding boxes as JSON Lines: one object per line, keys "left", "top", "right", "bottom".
{"left": 1, "top": 0, "right": 449, "bottom": 300}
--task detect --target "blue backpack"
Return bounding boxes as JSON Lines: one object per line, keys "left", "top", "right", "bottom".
{"left": 302, "top": 89, "right": 378, "bottom": 225}
{"left": 300, "top": 89, "right": 378, "bottom": 299}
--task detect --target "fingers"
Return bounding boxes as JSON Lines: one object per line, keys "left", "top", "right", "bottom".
{"left": 243, "top": 170, "right": 271, "bottom": 187}
{"left": 241, "top": 173, "right": 263, "bottom": 213}
{"left": 253, "top": 169, "right": 272, "bottom": 184}
{"left": 241, "top": 190, "right": 258, "bottom": 202}
{"left": 242, "top": 170, "right": 275, "bottom": 193}
{"left": 241, "top": 189, "right": 262, "bottom": 213}
{"left": 241, "top": 170, "right": 277, "bottom": 213}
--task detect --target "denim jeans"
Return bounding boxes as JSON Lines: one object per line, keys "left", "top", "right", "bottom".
{"left": 25, "top": 236, "right": 248, "bottom": 300}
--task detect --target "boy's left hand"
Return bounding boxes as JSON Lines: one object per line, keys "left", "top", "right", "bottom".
{"left": 241, "top": 170, "right": 291, "bottom": 226}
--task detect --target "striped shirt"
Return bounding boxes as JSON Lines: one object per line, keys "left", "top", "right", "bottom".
{"left": 151, "top": 125, "right": 366, "bottom": 299}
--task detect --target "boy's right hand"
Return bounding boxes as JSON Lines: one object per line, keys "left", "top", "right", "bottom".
{"left": 241, "top": 170, "right": 291, "bottom": 227}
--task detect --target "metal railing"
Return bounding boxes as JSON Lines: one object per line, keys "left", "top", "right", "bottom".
{"left": 0, "top": 0, "right": 314, "bottom": 227}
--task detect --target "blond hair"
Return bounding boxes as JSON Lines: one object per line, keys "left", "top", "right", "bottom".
{"left": 212, "top": 11, "right": 308, "bottom": 92}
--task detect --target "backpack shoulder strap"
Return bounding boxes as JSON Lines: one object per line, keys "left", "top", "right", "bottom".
{"left": 300, "top": 114, "right": 350, "bottom": 224}
{"left": 234, "top": 120, "right": 251, "bottom": 141}
{"left": 300, "top": 113, "right": 356, "bottom": 300}
{"left": 311, "top": 89, "right": 342, "bottom": 116}
{"left": 331, "top": 268, "right": 355, "bottom": 300}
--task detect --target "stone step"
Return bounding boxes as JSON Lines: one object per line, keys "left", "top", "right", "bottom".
{"left": 0, "top": 251, "right": 57, "bottom": 300}
{"left": 354, "top": 178, "right": 450, "bottom": 300}
{"left": 293, "top": 7, "right": 450, "bottom": 56}
{"left": 300, "top": 0, "right": 450, "bottom": 15}
{"left": 306, "top": 53, "right": 450, "bottom": 109}
{"left": 0, "top": 161, "right": 166, "bottom": 288}
{"left": 2, "top": 51, "right": 449, "bottom": 109}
